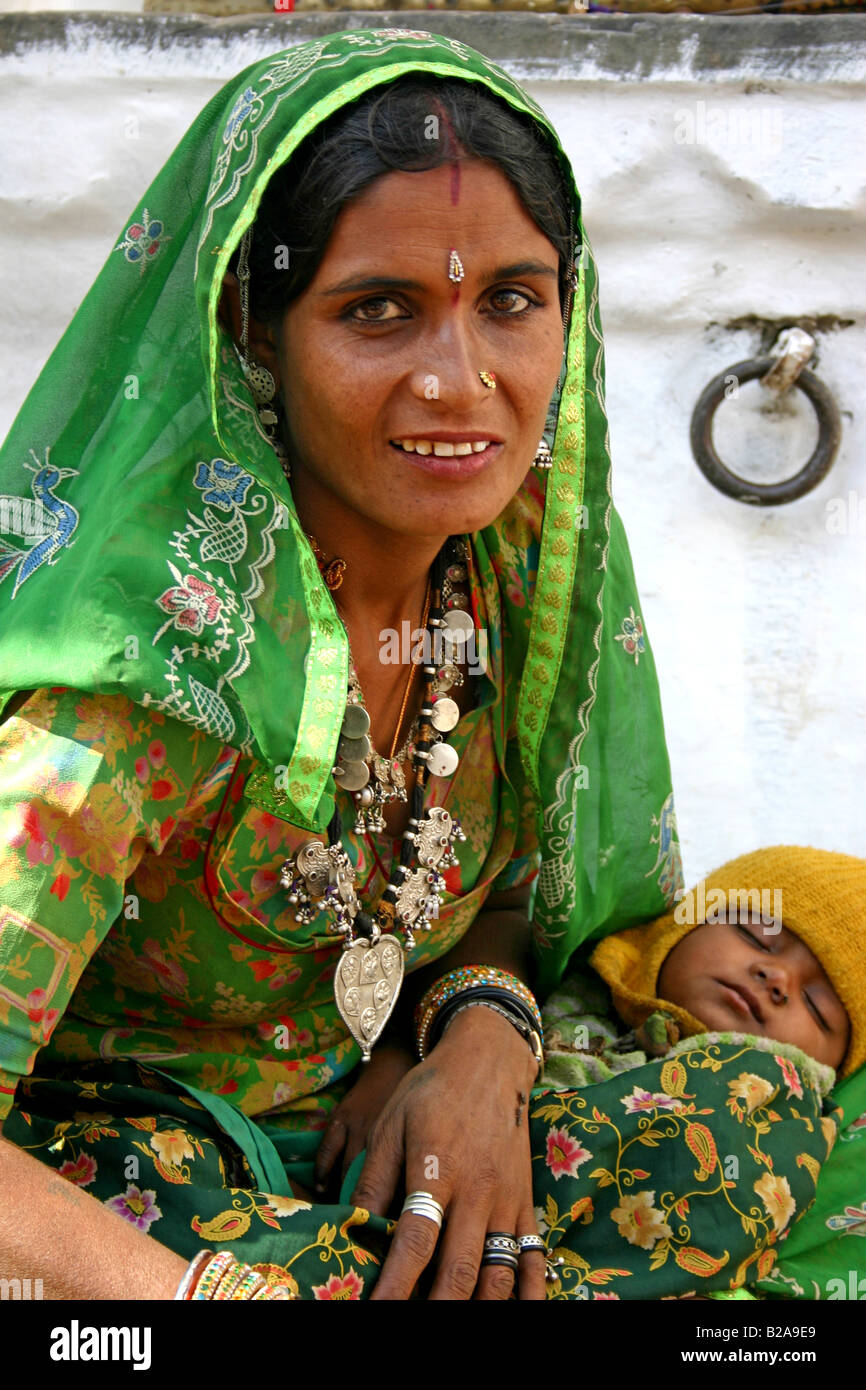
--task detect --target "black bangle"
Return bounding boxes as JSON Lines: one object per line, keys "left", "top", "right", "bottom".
{"left": 429, "top": 987, "right": 539, "bottom": 1052}
{"left": 439, "top": 998, "right": 544, "bottom": 1074}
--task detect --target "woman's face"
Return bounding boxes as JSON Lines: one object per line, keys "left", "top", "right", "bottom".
{"left": 264, "top": 158, "right": 566, "bottom": 542}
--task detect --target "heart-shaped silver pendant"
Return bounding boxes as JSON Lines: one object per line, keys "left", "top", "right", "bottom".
{"left": 334, "top": 935, "right": 405, "bottom": 1061}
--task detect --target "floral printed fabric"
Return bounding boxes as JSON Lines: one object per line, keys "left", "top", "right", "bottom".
{"left": 538, "top": 965, "right": 864, "bottom": 1300}
{"left": 531, "top": 1041, "right": 836, "bottom": 1299}
{"left": 3, "top": 1065, "right": 391, "bottom": 1300}
{"left": 0, "top": 536, "right": 538, "bottom": 1133}
{"left": 1, "top": 1041, "right": 839, "bottom": 1301}
{"left": 752, "top": 1061, "right": 866, "bottom": 1300}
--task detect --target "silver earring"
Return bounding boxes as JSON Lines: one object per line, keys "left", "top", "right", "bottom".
{"left": 533, "top": 438, "right": 553, "bottom": 471}
{"left": 246, "top": 360, "right": 277, "bottom": 409}
{"left": 236, "top": 228, "right": 290, "bottom": 474}
{"left": 243, "top": 351, "right": 287, "bottom": 469}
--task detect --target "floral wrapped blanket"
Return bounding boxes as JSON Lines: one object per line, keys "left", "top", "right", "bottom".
{"left": 533, "top": 1036, "right": 838, "bottom": 1299}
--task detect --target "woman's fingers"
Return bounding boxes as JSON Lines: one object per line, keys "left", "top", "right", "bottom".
{"left": 515, "top": 1206, "right": 547, "bottom": 1302}
{"left": 340, "top": 1123, "right": 367, "bottom": 1183}
{"left": 426, "top": 1193, "right": 494, "bottom": 1302}
{"left": 349, "top": 1111, "right": 404, "bottom": 1218}
{"left": 313, "top": 1116, "right": 347, "bottom": 1194}
{"left": 369, "top": 1207, "right": 444, "bottom": 1300}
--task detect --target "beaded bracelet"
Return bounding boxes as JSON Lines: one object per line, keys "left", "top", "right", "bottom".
{"left": 174, "top": 1248, "right": 214, "bottom": 1301}
{"left": 187, "top": 1250, "right": 297, "bottom": 1301}
{"left": 192, "top": 1250, "right": 236, "bottom": 1300}
{"left": 414, "top": 965, "right": 543, "bottom": 1060}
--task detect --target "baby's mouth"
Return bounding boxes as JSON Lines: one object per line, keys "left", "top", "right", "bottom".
{"left": 716, "top": 979, "right": 765, "bottom": 1025}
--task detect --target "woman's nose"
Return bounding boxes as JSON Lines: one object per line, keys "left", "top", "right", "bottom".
{"left": 750, "top": 960, "right": 791, "bottom": 1006}
{"left": 409, "top": 319, "right": 492, "bottom": 410}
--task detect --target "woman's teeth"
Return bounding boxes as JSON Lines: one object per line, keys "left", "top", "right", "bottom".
{"left": 393, "top": 439, "right": 491, "bottom": 457}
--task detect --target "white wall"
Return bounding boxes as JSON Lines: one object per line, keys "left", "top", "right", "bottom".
{"left": 1, "top": 17, "right": 863, "bottom": 882}
{"left": 547, "top": 77, "right": 865, "bottom": 880}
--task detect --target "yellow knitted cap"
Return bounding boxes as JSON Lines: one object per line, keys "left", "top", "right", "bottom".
{"left": 590, "top": 846, "right": 866, "bottom": 1076}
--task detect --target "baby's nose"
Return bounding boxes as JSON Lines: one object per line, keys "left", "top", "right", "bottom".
{"left": 751, "top": 962, "right": 790, "bottom": 1005}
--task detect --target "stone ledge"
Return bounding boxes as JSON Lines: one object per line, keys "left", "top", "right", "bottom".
{"left": 1, "top": 11, "right": 865, "bottom": 82}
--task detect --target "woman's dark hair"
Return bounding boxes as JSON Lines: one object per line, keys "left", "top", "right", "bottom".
{"left": 231, "top": 76, "right": 579, "bottom": 331}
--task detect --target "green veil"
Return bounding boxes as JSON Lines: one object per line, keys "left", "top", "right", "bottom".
{"left": 0, "top": 28, "right": 680, "bottom": 994}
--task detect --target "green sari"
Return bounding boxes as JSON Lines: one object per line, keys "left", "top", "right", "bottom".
{"left": 0, "top": 29, "right": 709, "bottom": 1298}
{"left": 0, "top": 28, "right": 678, "bottom": 969}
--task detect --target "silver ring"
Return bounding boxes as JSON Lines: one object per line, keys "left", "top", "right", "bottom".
{"left": 483, "top": 1234, "right": 519, "bottom": 1256}
{"left": 401, "top": 1191, "right": 444, "bottom": 1231}
{"left": 481, "top": 1252, "right": 519, "bottom": 1272}
{"left": 404, "top": 1191, "right": 444, "bottom": 1217}
{"left": 517, "top": 1234, "right": 546, "bottom": 1254}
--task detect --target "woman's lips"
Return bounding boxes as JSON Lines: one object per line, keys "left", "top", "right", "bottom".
{"left": 389, "top": 439, "right": 502, "bottom": 479}
{"left": 716, "top": 980, "right": 765, "bottom": 1025}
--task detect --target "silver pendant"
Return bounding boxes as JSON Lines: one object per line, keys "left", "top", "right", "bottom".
{"left": 352, "top": 785, "right": 382, "bottom": 835}
{"left": 354, "top": 800, "right": 387, "bottom": 835}
{"left": 342, "top": 702, "right": 371, "bottom": 738}
{"left": 433, "top": 662, "right": 463, "bottom": 694}
{"left": 430, "top": 696, "right": 459, "bottom": 733}
{"left": 333, "top": 759, "right": 370, "bottom": 791}
{"left": 426, "top": 741, "right": 460, "bottom": 778}
{"left": 281, "top": 839, "right": 361, "bottom": 937}
{"left": 415, "top": 806, "right": 463, "bottom": 867}
{"left": 443, "top": 609, "right": 474, "bottom": 638}
{"left": 334, "top": 934, "right": 404, "bottom": 1061}
{"left": 338, "top": 731, "right": 372, "bottom": 761}
{"left": 392, "top": 808, "right": 466, "bottom": 937}
{"left": 395, "top": 865, "right": 445, "bottom": 931}
{"left": 294, "top": 840, "right": 331, "bottom": 896}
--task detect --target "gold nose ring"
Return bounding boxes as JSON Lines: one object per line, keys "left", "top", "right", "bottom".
{"left": 479, "top": 371, "right": 496, "bottom": 392}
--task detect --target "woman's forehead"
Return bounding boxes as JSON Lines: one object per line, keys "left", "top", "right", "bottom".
{"left": 313, "top": 163, "right": 560, "bottom": 272}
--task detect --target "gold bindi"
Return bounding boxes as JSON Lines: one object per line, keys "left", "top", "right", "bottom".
{"left": 479, "top": 371, "right": 496, "bottom": 392}
{"left": 448, "top": 249, "right": 464, "bottom": 284}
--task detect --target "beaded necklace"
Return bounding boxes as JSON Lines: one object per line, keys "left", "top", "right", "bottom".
{"left": 336, "top": 577, "right": 430, "bottom": 834}
{"left": 279, "top": 536, "right": 470, "bottom": 1058}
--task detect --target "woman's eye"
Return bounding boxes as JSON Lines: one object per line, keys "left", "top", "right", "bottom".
{"left": 487, "top": 288, "right": 534, "bottom": 315}
{"left": 348, "top": 297, "right": 406, "bottom": 323}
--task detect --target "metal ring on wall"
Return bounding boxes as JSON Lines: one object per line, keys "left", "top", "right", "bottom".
{"left": 690, "top": 356, "right": 842, "bottom": 506}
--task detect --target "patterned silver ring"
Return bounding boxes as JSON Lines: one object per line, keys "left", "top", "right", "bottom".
{"left": 483, "top": 1233, "right": 519, "bottom": 1256}
{"left": 517, "top": 1234, "right": 546, "bottom": 1255}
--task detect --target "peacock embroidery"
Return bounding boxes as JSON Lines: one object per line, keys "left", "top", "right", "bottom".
{"left": 0, "top": 449, "right": 79, "bottom": 599}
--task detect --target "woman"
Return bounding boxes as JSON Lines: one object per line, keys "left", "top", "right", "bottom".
{"left": 0, "top": 30, "right": 678, "bottom": 1300}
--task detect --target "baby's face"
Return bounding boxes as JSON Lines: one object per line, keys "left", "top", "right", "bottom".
{"left": 657, "top": 920, "right": 850, "bottom": 1069}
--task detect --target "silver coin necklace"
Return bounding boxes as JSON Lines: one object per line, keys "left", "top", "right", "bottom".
{"left": 279, "top": 537, "right": 471, "bottom": 1060}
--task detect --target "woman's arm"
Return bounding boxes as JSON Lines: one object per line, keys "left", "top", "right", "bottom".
{"left": 0, "top": 688, "right": 223, "bottom": 1298}
{"left": 398, "top": 884, "right": 536, "bottom": 1003}
{"left": 312, "top": 886, "right": 536, "bottom": 1194}
{"left": 343, "top": 886, "right": 548, "bottom": 1300}
{"left": 0, "top": 1134, "right": 188, "bottom": 1299}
